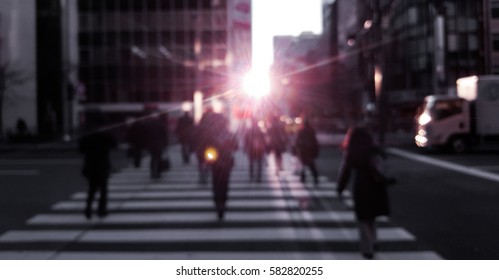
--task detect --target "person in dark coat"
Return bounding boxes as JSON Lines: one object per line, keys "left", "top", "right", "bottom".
{"left": 267, "top": 116, "right": 288, "bottom": 174}
{"left": 295, "top": 119, "right": 319, "bottom": 184}
{"left": 79, "top": 124, "right": 117, "bottom": 219}
{"left": 193, "top": 109, "right": 216, "bottom": 184}
{"left": 204, "top": 113, "right": 238, "bottom": 219}
{"left": 126, "top": 117, "right": 146, "bottom": 168}
{"left": 337, "top": 126, "right": 390, "bottom": 259}
{"left": 244, "top": 118, "right": 266, "bottom": 182}
{"left": 144, "top": 113, "right": 168, "bottom": 179}
{"left": 175, "top": 111, "right": 194, "bottom": 164}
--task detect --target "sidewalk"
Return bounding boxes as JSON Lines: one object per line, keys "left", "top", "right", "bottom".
{"left": 0, "top": 141, "right": 78, "bottom": 153}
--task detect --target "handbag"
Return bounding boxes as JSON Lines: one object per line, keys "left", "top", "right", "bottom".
{"left": 370, "top": 164, "right": 397, "bottom": 188}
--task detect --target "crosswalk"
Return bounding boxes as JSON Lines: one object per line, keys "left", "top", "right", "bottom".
{"left": 0, "top": 146, "right": 441, "bottom": 260}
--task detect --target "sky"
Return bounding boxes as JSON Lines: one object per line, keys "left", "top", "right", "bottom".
{"left": 252, "top": 0, "right": 323, "bottom": 72}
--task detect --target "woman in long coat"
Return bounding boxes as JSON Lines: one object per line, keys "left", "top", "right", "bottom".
{"left": 337, "top": 126, "right": 390, "bottom": 259}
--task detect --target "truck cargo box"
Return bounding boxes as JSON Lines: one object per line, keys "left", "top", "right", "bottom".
{"left": 457, "top": 76, "right": 499, "bottom": 136}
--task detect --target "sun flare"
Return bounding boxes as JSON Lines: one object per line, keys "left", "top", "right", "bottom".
{"left": 242, "top": 70, "right": 271, "bottom": 98}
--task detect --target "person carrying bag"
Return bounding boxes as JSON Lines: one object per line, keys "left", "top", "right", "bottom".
{"left": 337, "top": 126, "right": 396, "bottom": 259}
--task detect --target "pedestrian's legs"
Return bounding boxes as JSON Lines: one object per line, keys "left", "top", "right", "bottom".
{"left": 97, "top": 177, "right": 109, "bottom": 217}
{"left": 181, "top": 143, "right": 190, "bottom": 164}
{"left": 256, "top": 157, "right": 262, "bottom": 182}
{"left": 197, "top": 153, "right": 208, "bottom": 184}
{"left": 275, "top": 151, "right": 283, "bottom": 171}
{"left": 150, "top": 150, "right": 161, "bottom": 178}
{"left": 300, "top": 169, "right": 306, "bottom": 182}
{"left": 358, "top": 218, "right": 376, "bottom": 259}
{"left": 212, "top": 165, "right": 230, "bottom": 219}
{"left": 85, "top": 179, "right": 98, "bottom": 219}
{"left": 308, "top": 161, "right": 319, "bottom": 184}
{"left": 249, "top": 156, "right": 254, "bottom": 180}
{"left": 133, "top": 147, "right": 142, "bottom": 168}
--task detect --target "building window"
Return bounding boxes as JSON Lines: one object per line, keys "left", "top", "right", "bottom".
{"left": 132, "top": 0, "right": 145, "bottom": 11}
{"left": 202, "top": 32, "right": 212, "bottom": 44}
{"left": 492, "top": 1, "right": 499, "bottom": 18}
{"left": 448, "top": 34, "right": 458, "bottom": 52}
{"left": 118, "top": 1, "right": 130, "bottom": 12}
{"left": 104, "top": 0, "right": 117, "bottom": 12}
{"left": 160, "top": 0, "right": 171, "bottom": 11}
{"left": 77, "top": 0, "right": 91, "bottom": 13}
{"left": 408, "top": 6, "right": 417, "bottom": 25}
{"left": 492, "top": 34, "right": 499, "bottom": 51}
{"left": 468, "top": 35, "right": 478, "bottom": 51}
{"left": 174, "top": 0, "right": 184, "bottom": 10}
{"left": 187, "top": 0, "right": 198, "bottom": 9}
{"left": 146, "top": 0, "right": 157, "bottom": 11}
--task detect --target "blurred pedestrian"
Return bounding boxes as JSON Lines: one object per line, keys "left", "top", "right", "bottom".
{"left": 337, "top": 126, "right": 391, "bottom": 259}
{"left": 244, "top": 118, "right": 266, "bottom": 182}
{"left": 267, "top": 116, "right": 288, "bottom": 174}
{"left": 204, "top": 113, "right": 238, "bottom": 219}
{"left": 175, "top": 111, "right": 194, "bottom": 164}
{"left": 126, "top": 117, "right": 146, "bottom": 168}
{"left": 144, "top": 112, "right": 168, "bottom": 179}
{"left": 79, "top": 120, "right": 117, "bottom": 219}
{"left": 295, "top": 119, "right": 319, "bottom": 184}
{"left": 193, "top": 109, "right": 216, "bottom": 184}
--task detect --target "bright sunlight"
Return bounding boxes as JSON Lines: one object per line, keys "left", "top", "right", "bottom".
{"left": 242, "top": 70, "right": 271, "bottom": 98}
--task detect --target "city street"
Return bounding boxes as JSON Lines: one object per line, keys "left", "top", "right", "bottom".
{"left": 0, "top": 144, "right": 443, "bottom": 260}
{"left": 2, "top": 143, "right": 499, "bottom": 259}
{"left": 317, "top": 145, "right": 499, "bottom": 260}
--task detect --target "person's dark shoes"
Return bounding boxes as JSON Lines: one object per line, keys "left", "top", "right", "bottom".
{"left": 97, "top": 210, "right": 108, "bottom": 218}
{"left": 84, "top": 208, "right": 92, "bottom": 220}
{"left": 362, "top": 252, "right": 374, "bottom": 260}
{"left": 217, "top": 210, "right": 225, "bottom": 220}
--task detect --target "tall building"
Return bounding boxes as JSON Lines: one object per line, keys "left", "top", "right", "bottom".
{"left": 383, "top": 0, "right": 486, "bottom": 98}
{"left": 76, "top": 0, "right": 250, "bottom": 125}
{"left": 486, "top": 0, "right": 499, "bottom": 73}
{"left": 331, "top": 0, "right": 491, "bottom": 131}
{"left": 272, "top": 32, "right": 328, "bottom": 116}
{"left": 0, "top": 0, "right": 37, "bottom": 140}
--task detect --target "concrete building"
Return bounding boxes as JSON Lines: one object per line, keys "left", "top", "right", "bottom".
{"left": 76, "top": 0, "right": 250, "bottom": 126}
{"left": 0, "top": 0, "right": 37, "bottom": 140}
{"left": 486, "top": 0, "right": 499, "bottom": 74}
{"left": 272, "top": 32, "right": 328, "bottom": 116}
{"left": 328, "top": 0, "right": 493, "bottom": 131}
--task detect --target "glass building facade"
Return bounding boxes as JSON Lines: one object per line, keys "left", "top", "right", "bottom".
{"left": 383, "top": 0, "right": 486, "bottom": 97}
{"left": 76, "top": 0, "right": 230, "bottom": 109}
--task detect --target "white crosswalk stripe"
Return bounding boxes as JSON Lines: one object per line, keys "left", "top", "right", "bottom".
{"left": 0, "top": 146, "right": 442, "bottom": 260}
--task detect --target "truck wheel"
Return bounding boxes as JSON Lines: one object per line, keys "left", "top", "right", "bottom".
{"left": 450, "top": 138, "right": 468, "bottom": 154}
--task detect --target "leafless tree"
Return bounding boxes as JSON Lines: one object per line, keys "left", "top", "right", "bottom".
{"left": 0, "top": 62, "right": 30, "bottom": 140}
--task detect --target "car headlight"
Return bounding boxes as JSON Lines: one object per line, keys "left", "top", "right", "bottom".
{"left": 418, "top": 113, "right": 431, "bottom": 126}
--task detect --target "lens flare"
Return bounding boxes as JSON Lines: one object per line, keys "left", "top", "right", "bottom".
{"left": 204, "top": 146, "right": 219, "bottom": 163}
{"left": 242, "top": 70, "right": 270, "bottom": 98}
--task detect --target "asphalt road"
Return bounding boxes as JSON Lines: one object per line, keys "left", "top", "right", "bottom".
{"left": 1, "top": 145, "right": 499, "bottom": 259}
{"left": 0, "top": 149, "right": 130, "bottom": 235}
{"left": 317, "top": 145, "right": 499, "bottom": 260}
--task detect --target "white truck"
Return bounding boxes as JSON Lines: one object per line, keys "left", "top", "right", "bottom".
{"left": 415, "top": 75, "right": 499, "bottom": 153}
